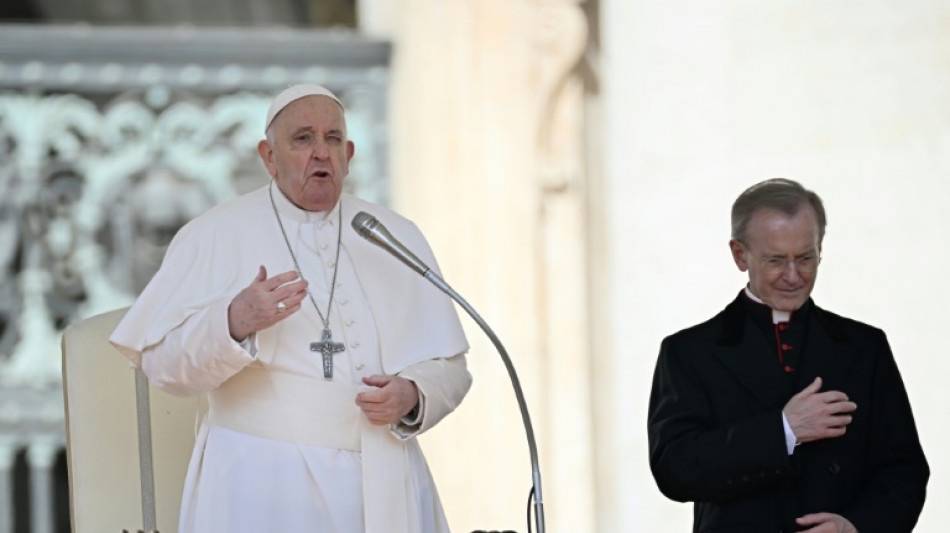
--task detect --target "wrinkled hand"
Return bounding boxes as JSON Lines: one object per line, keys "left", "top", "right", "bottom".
{"left": 796, "top": 512, "right": 858, "bottom": 533}
{"left": 228, "top": 266, "right": 308, "bottom": 341}
{"left": 356, "top": 375, "right": 419, "bottom": 425}
{"left": 783, "top": 377, "right": 856, "bottom": 444}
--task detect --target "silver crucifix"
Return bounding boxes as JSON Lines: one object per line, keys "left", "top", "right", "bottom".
{"left": 310, "top": 328, "right": 345, "bottom": 379}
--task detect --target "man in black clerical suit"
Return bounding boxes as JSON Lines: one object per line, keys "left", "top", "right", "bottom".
{"left": 648, "top": 179, "right": 928, "bottom": 533}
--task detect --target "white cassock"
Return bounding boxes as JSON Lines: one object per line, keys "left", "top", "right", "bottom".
{"left": 110, "top": 184, "right": 472, "bottom": 533}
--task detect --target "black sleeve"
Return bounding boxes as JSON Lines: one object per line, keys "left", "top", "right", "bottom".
{"left": 647, "top": 336, "right": 797, "bottom": 503}
{"left": 843, "top": 331, "right": 929, "bottom": 533}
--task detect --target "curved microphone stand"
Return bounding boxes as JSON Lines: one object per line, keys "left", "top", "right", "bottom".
{"left": 422, "top": 273, "right": 545, "bottom": 533}
{"left": 351, "top": 212, "right": 545, "bottom": 533}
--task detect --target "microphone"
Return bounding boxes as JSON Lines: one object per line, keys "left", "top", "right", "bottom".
{"left": 350, "top": 211, "right": 546, "bottom": 533}
{"left": 351, "top": 211, "right": 432, "bottom": 277}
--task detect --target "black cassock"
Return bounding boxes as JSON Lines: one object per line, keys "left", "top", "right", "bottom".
{"left": 648, "top": 291, "right": 929, "bottom": 533}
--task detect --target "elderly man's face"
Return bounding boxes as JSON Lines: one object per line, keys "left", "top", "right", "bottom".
{"left": 729, "top": 205, "right": 822, "bottom": 312}
{"left": 257, "top": 95, "right": 354, "bottom": 212}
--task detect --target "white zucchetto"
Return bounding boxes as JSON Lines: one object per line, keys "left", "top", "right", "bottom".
{"left": 264, "top": 84, "right": 344, "bottom": 133}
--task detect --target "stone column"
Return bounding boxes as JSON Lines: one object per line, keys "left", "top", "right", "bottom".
{"left": 28, "top": 440, "right": 58, "bottom": 533}
{"left": 530, "top": 2, "right": 596, "bottom": 531}
{"left": 383, "top": 0, "right": 595, "bottom": 530}
{"left": 26, "top": 440, "right": 58, "bottom": 533}
{"left": 0, "top": 440, "right": 16, "bottom": 533}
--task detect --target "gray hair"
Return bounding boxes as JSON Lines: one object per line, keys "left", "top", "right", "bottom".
{"left": 731, "top": 178, "right": 827, "bottom": 242}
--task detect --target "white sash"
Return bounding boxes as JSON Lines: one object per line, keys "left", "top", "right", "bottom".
{"left": 208, "top": 366, "right": 363, "bottom": 451}
{"left": 206, "top": 366, "right": 416, "bottom": 533}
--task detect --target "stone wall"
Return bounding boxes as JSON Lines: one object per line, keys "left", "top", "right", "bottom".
{"left": 602, "top": 1, "right": 950, "bottom": 530}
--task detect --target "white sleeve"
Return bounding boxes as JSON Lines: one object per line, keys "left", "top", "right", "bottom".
{"left": 781, "top": 412, "right": 798, "bottom": 455}
{"left": 389, "top": 353, "right": 472, "bottom": 439}
{"left": 140, "top": 299, "right": 256, "bottom": 396}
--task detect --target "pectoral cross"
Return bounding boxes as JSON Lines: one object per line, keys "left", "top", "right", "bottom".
{"left": 310, "top": 328, "right": 345, "bottom": 379}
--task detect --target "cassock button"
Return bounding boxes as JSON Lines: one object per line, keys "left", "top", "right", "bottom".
{"left": 328, "top": 261, "right": 336, "bottom": 268}
{"left": 355, "top": 363, "right": 365, "bottom": 370}
{"left": 784, "top": 365, "right": 794, "bottom": 373}
{"left": 350, "top": 341, "right": 360, "bottom": 348}
{"left": 781, "top": 343, "right": 792, "bottom": 351}
{"left": 345, "top": 319, "right": 355, "bottom": 326}
{"left": 778, "top": 323, "right": 788, "bottom": 331}
{"left": 828, "top": 462, "right": 841, "bottom": 475}
{"left": 320, "top": 243, "right": 328, "bottom": 250}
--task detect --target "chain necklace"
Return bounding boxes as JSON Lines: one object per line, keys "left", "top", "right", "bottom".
{"left": 269, "top": 181, "right": 345, "bottom": 379}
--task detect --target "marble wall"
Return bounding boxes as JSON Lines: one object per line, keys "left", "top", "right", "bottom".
{"left": 602, "top": 1, "right": 950, "bottom": 531}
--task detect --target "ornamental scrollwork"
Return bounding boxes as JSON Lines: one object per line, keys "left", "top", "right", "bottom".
{"left": 0, "top": 87, "right": 380, "bottom": 387}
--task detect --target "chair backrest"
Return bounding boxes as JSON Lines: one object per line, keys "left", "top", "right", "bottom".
{"left": 62, "top": 307, "right": 195, "bottom": 533}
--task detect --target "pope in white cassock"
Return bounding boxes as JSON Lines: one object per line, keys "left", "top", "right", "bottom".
{"left": 109, "top": 84, "right": 472, "bottom": 533}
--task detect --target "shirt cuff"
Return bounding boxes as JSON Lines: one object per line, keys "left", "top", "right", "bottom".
{"left": 237, "top": 332, "right": 258, "bottom": 359}
{"left": 782, "top": 412, "right": 798, "bottom": 455}
{"left": 400, "top": 388, "right": 425, "bottom": 426}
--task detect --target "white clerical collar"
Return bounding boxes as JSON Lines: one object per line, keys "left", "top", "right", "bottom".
{"left": 269, "top": 180, "right": 341, "bottom": 224}
{"left": 744, "top": 286, "right": 791, "bottom": 324}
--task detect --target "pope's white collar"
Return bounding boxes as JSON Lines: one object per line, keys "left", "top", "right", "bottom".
{"left": 269, "top": 181, "right": 340, "bottom": 225}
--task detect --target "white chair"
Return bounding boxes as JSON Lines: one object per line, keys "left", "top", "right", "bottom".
{"left": 62, "top": 308, "right": 194, "bottom": 533}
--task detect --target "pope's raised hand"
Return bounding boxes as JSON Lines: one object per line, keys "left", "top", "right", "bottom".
{"left": 228, "top": 265, "right": 308, "bottom": 341}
